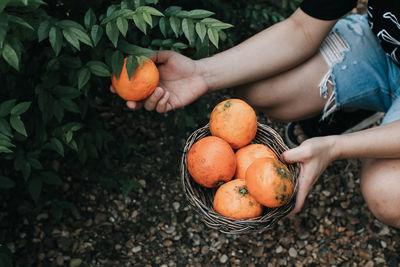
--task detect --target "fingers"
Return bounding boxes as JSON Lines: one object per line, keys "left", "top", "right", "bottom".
{"left": 156, "top": 91, "right": 170, "bottom": 113}
{"left": 281, "top": 146, "right": 302, "bottom": 164}
{"left": 144, "top": 87, "right": 173, "bottom": 113}
{"left": 126, "top": 101, "right": 143, "bottom": 110}
{"left": 110, "top": 85, "right": 116, "bottom": 93}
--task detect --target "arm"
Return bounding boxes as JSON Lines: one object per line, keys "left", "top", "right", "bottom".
{"left": 333, "top": 120, "right": 400, "bottom": 159}
{"left": 281, "top": 120, "right": 400, "bottom": 215}
{"left": 198, "top": 8, "right": 337, "bottom": 91}
{"left": 114, "top": 8, "right": 337, "bottom": 112}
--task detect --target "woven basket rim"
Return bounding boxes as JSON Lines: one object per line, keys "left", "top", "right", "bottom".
{"left": 180, "top": 122, "right": 299, "bottom": 234}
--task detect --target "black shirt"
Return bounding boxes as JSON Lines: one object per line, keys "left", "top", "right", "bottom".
{"left": 300, "top": 0, "right": 400, "bottom": 65}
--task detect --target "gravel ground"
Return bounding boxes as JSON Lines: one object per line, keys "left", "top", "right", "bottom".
{"left": 1, "top": 94, "right": 400, "bottom": 267}
{"left": 2, "top": 1, "right": 400, "bottom": 266}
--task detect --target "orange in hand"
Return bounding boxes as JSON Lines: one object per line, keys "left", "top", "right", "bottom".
{"left": 213, "top": 179, "right": 263, "bottom": 219}
{"left": 245, "top": 158, "right": 294, "bottom": 208}
{"left": 186, "top": 136, "right": 236, "bottom": 188}
{"left": 209, "top": 99, "right": 257, "bottom": 149}
{"left": 111, "top": 57, "right": 159, "bottom": 101}
{"left": 235, "top": 143, "right": 278, "bottom": 180}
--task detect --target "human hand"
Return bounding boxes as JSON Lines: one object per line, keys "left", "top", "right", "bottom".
{"left": 110, "top": 50, "right": 209, "bottom": 113}
{"left": 280, "top": 135, "right": 338, "bottom": 216}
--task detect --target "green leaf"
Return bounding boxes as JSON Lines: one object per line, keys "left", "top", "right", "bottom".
{"left": 136, "top": 6, "right": 164, "bottom": 16}
{"left": 63, "top": 28, "right": 80, "bottom": 50}
{"left": 49, "top": 26, "right": 63, "bottom": 56}
{"left": 201, "top": 18, "right": 233, "bottom": 29}
{"left": 67, "top": 139, "right": 78, "bottom": 151}
{"left": 60, "top": 98, "right": 80, "bottom": 113}
{"left": 101, "top": 9, "right": 135, "bottom": 25}
{"left": 8, "top": 15, "right": 34, "bottom": 30}
{"left": 2, "top": 42, "right": 19, "bottom": 71}
{"left": 218, "top": 30, "right": 227, "bottom": 42}
{"left": 37, "top": 20, "right": 50, "bottom": 42}
{"left": 28, "top": 158, "right": 42, "bottom": 170}
{"left": 172, "top": 42, "right": 188, "bottom": 50}
{"left": 87, "top": 61, "right": 111, "bottom": 77}
{"left": 65, "top": 131, "right": 73, "bottom": 143}
{"left": 126, "top": 55, "right": 138, "bottom": 80}
{"left": 161, "top": 39, "right": 173, "bottom": 47}
{"left": 90, "top": 25, "right": 103, "bottom": 47}
{"left": 116, "top": 17, "right": 128, "bottom": 37}
{"left": 132, "top": 13, "right": 147, "bottom": 34}
{"left": 0, "top": 99, "right": 16, "bottom": 117}
{"left": 169, "top": 16, "right": 180, "bottom": 37}
{"left": 49, "top": 137, "right": 64, "bottom": 156}
{"left": 10, "top": 101, "right": 31, "bottom": 115}
{"left": 52, "top": 86, "right": 81, "bottom": 99}
{"left": 78, "top": 67, "right": 91, "bottom": 89}
{"left": 84, "top": 8, "right": 97, "bottom": 29}
{"left": 0, "top": 138, "right": 14, "bottom": 148}
{"left": 136, "top": 56, "right": 150, "bottom": 68}
{"left": 0, "top": 176, "right": 15, "bottom": 189}
{"left": 21, "top": 161, "right": 31, "bottom": 180}
{"left": 182, "top": 18, "right": 194, "bottom": 45}
{"left": 41, "top": 171, "right": 62, "bottom": 185}
{"left": 106, "top": 4, "right": 119, "bottom": 17}
{"left": 142, "top": 11, "right": 152, "bottom": 27}
{"left": 118, "top": 40, "right": 155, "bottom": 57}
{"left": 29, "top": 176, "right": 42, "bottom": 201}
{"left": 175, "top": 10, "right": 190, "bottom": 18}
{"left": 56, "top": 20, "right": 86, "bottom": 32}
{"left": 0, "top": 118, "right": 12, "bottom": 137}
{"left": 111, "top": 50, "right": 124, "bottom": 79}
{"left": 159, "top": 17, "right": 167, "bottom": 38}
{"left": 207, "top": 27, "right": 219, "bottom": 48}
{"left": 69, "top": 28, "right": 93, "bottom": 47}
{"left": 187, "top": 9, "right": 215, "bottom": 19}
{"left": 0, "top": 146, "right": 13, "bottom": 153}
{"left": 10, "top": 115, "right": 27, "bottom": 136}
{"left": 106, "top": 21, "right": 119, "bottom": 47}
{"left": 53, "top": 102, "right": 64, "bottom": 122}
{"left": 0, "top": 0, "right": 10, "bottom": 13}
{"left": 195, "top": 22, "right": 206, "bottom": 42}
{"left": 165, "top": 6, "right": 182, "bottom": 16}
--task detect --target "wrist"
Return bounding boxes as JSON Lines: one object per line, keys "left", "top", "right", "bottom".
{"left": 326, "top": 135, "right": 342, "bottom": 161}
{"left": 196, "top": 57, "right": 218, "bottom": 93}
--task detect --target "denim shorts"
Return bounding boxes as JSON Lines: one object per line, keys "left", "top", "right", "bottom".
{"left": 322, "top": 14, "right": 400, "bottom": 125}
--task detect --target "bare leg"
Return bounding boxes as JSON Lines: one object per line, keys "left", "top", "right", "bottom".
{"left": 361, "top": 158, "right": 400, "bottom": 228}
{"left": 235, "top": 52, "right": 331, "bottom": 122}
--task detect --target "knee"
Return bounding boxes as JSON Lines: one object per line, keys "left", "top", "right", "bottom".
{"left": 361, "top": 161, "right": 400, "bottom": 228}
{"left": 234, "top": 85, "right": 261, "bottom": 108}
{"left": 234, "top": 86, "right": 290, "bottom": 122}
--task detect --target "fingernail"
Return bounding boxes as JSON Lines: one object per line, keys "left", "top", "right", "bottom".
{"left": 127, "top": 102, "right": 136, "bottom": 109}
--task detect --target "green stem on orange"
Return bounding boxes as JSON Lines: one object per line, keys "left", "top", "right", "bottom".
{"left": 239, "top": 187, "right": 248, "bottom": 195}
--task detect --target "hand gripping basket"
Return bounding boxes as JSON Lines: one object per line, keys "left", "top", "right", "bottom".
{"left": 180, "top": 122, "right": 299, "bottom": 235}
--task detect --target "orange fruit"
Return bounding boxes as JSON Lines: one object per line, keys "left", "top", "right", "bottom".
{"left": 209, "top": 99, "right": 257, "bottom": 149}
{"left": 186, "top": 136, "right": 236, "bottom": 188}
{"left": 111, "top": 57, "right": 159, "bottom": 101}
{"left": 213, "top": 179, "right": 263, "bottom": 219}
{"left": 235, "top": 144, "right": 278, "bottom": 180}
{"left": 245, "top": 158, "right": 294, "bottom": 208}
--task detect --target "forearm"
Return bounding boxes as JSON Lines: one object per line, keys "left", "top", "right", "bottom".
{"left": 333, "top": 120, "right": 400, "bottom": 160}
{"left": 197, "top": 8, "right": 336, "bottom": 92}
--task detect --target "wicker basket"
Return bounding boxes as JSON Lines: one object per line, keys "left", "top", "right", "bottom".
{"left": 180, "top": 122, "right": 299, "bottom": 235}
